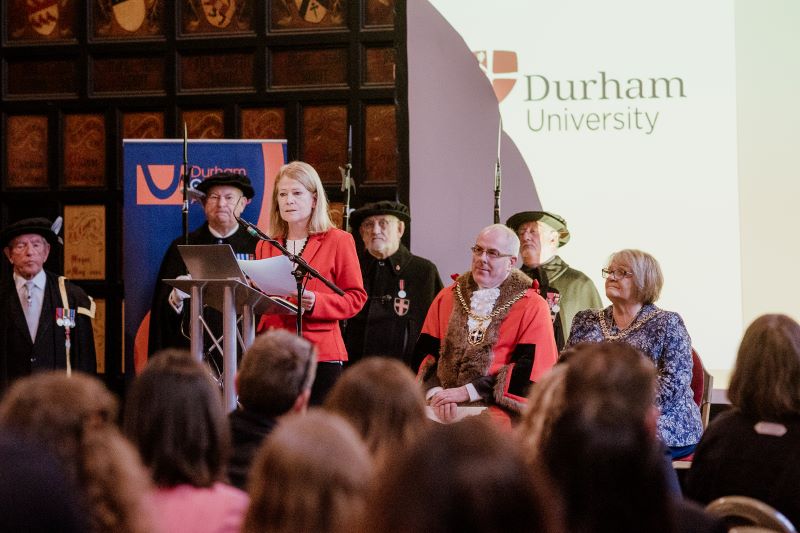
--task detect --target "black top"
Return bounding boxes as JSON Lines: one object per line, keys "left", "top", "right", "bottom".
{"left": 344, "top": 244, "right": 442, "bottom": 366}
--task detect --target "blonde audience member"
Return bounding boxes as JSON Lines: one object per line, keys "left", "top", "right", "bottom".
{"left": 243, "top": 409, "right": 371, "bottom": 533}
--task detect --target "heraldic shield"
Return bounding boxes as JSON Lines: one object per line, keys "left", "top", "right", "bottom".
{"left": 394, "top": 297, "right": 410, "bottom": 317}
{"left": 28, "top": 0, "right": 60, "bottom": 36}
{"left": 294, "top": 0, "right": 328, "bottom": 23}
{"left": 202, "top": 0, "right": 237, "bottom": 28}
{"left": 111, "top": 0, "right": 147, "bottom": 32}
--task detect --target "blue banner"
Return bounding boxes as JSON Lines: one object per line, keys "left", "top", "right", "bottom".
{"left": 123, "top": 139, "right": 287, "bottom": 373}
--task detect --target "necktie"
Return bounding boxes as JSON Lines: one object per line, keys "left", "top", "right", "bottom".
{"left": 23, "top": 281, "right": 38, "bottom": 340}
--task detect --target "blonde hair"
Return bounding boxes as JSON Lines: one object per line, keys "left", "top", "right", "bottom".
{"left": 607, "top": 249, "right": 663, "bottom": 304}
{"left": 269, "top": 161, "right": 333, "bottom": 237}
{"left": 728, "top": 314, "right": 800, "bottom": 420}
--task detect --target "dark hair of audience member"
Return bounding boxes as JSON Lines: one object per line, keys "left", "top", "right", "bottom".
{"left": 243, "top": 409, "right": 372, "bottom": 533}
{"left": 363, "top": 416, "right": 560, "bottom": 533}
{"left": 0, "top": 431, "right": 88, "bottom": 532}
{"left": 323, "top": 357, "right": 428, "bottom": 464}
{"left": 237, "top": 329, "right": 317, "bottom": 417}
{"left": 517, "top": 363, "right": 567, "bottom": 462}
{"left": 727, "top": 313, "right": 800, "bottom": 421}
{"left": 538, "top": 342, "right": 672, "bottom": 533}
{"left": 123, "top": 349, "right": 230, "bottom": 487}
{"left": 0, "top": 372, "right": 153, "bottom": 533}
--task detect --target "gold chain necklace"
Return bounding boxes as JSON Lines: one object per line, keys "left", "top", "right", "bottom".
{"left": 456, "top": 282, "right": 527, "bottom": 345}
{"left": 598, "top": 307, "right": 660, "bottom": 341}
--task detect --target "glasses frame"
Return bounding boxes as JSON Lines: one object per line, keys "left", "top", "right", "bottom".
{"left": 470, "top": 245, "right": 514, "bottom": 260}
{"left": 601, "top": 268, "right": 634, "bottom": 280}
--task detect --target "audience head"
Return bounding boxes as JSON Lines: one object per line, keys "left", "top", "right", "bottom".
{"left": 364, "top": 416, "right": 559, "bottom": 533}
{"left": 0, "top": 372, "right": 153, "bottom": 533}
{"left": 243, "top": 409, "right": 371, "bottom": 533}
{"left": 728, "top": 313, "right": 800, "bottom": 420}
{"left": 323, "top": 357, "right": 428, "bottom": 463}
{"left": 530, "top": 342, "right": 670, "bottom": 533}
{"left": 124, "top": 349, "right": 230, "bottom": 488}
{"left": 0, "top": 431, "right": 88, "bottom": 533}
{"left": 604, "top": 249, "right": 664, "bottom": 305}
{"left": 517, "top": 363, "right": 568, "bottom": 462}
{"left": 237, "top": 329, "right": 317, "bottom": 417}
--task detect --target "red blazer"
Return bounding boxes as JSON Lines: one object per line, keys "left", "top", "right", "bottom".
{"left": 255, "top": 228, "right": 367, "bottom": 361}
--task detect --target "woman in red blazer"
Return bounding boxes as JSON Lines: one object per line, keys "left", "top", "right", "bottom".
{"left": 256, "top": 161, "right": 367, "bottom": 404}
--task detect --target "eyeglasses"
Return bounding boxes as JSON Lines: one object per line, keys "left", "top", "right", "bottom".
{"left": 471, "top": 245, "right": 513, "bottom": 260}
{"left": 207, "top": 193, "right": 242, "bottom": 205}
{"left": 601, "top": 268, "right": 634, "bottom": 280}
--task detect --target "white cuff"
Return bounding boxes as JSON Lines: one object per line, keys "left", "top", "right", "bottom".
{"left": 168, "top": 289, "right": 186, "bottom": 313}
{"left": 465, "top": 383, "right": 480, "bottom": 402}
{"left": 425, "top": 386, "right": 443, "bottom": 401}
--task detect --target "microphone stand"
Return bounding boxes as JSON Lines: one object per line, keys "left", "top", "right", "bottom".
{"left": 235, "top": 216, "right": 345, "bottom": 337}
{"left": 339, "top": 125, "right": 355, "bottom": 231}
{"left": 493, "top": 119, "right": 502, "bottom": 224}
{"left": 182, "top": 123, "right": 190, "bottom": 244}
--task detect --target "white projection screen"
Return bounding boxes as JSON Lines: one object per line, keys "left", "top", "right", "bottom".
{"left": 408, "top": 0, "right": 800, "bottom": 385}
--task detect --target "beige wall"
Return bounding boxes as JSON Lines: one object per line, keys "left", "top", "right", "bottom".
{"left": 736, "top": 0, "right": 800, "bottom": 385}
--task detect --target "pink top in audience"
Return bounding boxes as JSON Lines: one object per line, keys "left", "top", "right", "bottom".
{"left": 150, "top": 483, "right": 249, "bottom": 533}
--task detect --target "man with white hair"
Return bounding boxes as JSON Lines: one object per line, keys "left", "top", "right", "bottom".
{"left": 506, "top": 211, "right": 601, "bottom": 347}
{"left": 413, "top": 224, "right": 558, "bottom": 424}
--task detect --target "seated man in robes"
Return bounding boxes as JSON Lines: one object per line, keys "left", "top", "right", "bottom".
{"left": 413, "top": 224, "right": 558, "bottom": 425}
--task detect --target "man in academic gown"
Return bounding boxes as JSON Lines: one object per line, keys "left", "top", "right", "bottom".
{"left": 148, "top": 171, "right": 259, "bottom": 374}
{"left": 0, "top": 217, "right": 96, "bottom": 391}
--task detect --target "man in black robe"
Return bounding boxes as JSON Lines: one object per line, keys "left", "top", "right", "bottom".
{"left": 0, "top": 218, "right": 96, "bottom": 391}
{"left": 148, "top": 171, "right": 260, "bottom": 375}
{"left": 344, "top": 201, "right": 443, "bottom": 367}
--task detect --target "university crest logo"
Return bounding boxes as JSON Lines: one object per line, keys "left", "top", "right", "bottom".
{"left": 474, "top": 50, "right": 518, "bottom": 103}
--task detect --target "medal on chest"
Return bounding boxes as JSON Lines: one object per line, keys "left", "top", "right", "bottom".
{"left": 467, "top": 318, "right": 490, "bottom": 345}
{"left": 394, "top": 279, "right": 410, "bottom": 316}
{"left": 56, "top": 307, "right": 76, "bottom": 328}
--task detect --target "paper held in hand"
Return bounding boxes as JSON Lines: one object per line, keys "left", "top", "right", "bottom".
{"left": 238, "top": 255, "right": 298, "bottom": 297}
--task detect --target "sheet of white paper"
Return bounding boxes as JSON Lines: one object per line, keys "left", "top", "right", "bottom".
{"left": 238, "top": 256, "right": 297, "bottom": 297}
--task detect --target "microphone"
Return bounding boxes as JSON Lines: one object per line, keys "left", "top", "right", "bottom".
{"left": 236, "top": 216, "right": 270, "bottom": 241}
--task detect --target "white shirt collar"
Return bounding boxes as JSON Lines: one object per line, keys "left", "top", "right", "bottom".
{"left": 14, "top": 270, "right": 46, "bottom": 291}
{"left": 208, "top": 224, "right": 240, "bottom": 239}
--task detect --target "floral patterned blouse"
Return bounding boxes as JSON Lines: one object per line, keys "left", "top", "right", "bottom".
{"left": 566, "top": 303, "right": 703, "bottom": 447}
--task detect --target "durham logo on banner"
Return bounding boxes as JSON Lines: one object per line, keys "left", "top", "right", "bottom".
{"left": 123, "top": 139, "right": 287, "bottom": 374}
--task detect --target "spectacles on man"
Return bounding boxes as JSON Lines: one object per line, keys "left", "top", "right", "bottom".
{"left": 471, "top": 245, "right": 513, "bottom": 260}
{"left": 207, "top": 193, "right": 242, "bottom": 205}
{"left": 601, "top": 268, "right": 634, "bottom": 280}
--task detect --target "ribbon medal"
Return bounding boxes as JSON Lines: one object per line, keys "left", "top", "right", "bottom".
{"left": 56, "top": 308, "right": 76, "bottom": 328}
{"left": 397, "top": 279, "right": 407, "bottom": 299}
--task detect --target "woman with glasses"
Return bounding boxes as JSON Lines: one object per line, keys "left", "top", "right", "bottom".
{"left": 566, "top": 249, "right": 702, "bottom": 459}
{"left": 255, "top": 161, "right": 367, "bottom": 404}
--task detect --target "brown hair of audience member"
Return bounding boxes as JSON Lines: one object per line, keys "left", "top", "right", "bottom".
{"left": 0, "top": 372, "right": 153, "bottom": 533}
{"left": 323, "top": 357, "right": 428, "bottom": 464}
{"left": 243, "top": 409, "right": 371, "bottom": 533}
{"left": 537, "top": 342, "right": 672, "bottom": 533}
{"left": 123, "top": 349, "right": 230, "bottom": 488}
{"left": 363, "top": 416, "right": 561, "bottom": 533}
{"left": 237, "top": 329, "right": 317, "bottom": 417}
{"left": 517, "top": 363, "right": 567, "bottom": 464}
{"left": 728, "top": 313, "right": 800, "bottom": 421}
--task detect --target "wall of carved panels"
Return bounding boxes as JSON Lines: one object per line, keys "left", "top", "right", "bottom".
{"left": 1, "top": 0, "right": 402, "bottom": 392}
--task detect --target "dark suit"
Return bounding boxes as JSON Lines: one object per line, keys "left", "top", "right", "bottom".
{"left": 0, "top": 271, "right": 96, "bottom": 391}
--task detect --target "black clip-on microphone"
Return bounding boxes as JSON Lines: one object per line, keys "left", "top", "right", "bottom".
{"left": 235, "top": 215, "right": 345, "bottom": 337}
